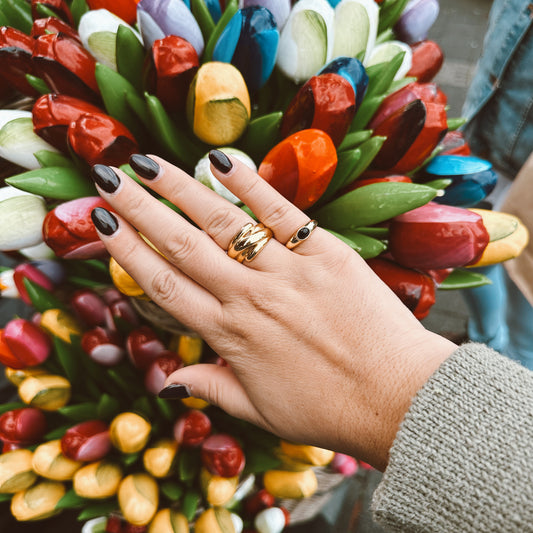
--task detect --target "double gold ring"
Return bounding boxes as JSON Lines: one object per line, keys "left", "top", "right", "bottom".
{"left": 228, "top": 222, "right": 273, "bottom": 263}
{"left": 285, "top": 220, "right": 318, "bottom": 250}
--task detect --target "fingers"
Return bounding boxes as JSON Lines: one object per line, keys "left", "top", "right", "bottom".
{"left": 91, "top": 207, "right": 223, "bottom": 335}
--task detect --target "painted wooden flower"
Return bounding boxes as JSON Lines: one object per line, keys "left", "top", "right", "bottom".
{"left": 365, "top": 39, "right": 412, "bottom": 80}
{"left": 201, "top": 433, "right": 246, "bottom": 477}
{"left": 0, "top": 450, "right": 38, "bottom": 493}
{"left": 118, "top": 473, "right": 159, "bottom": 525}
{"left": 0, "top": 319, "right": 51, "bottom": 369}
{"left": 61, "top": 420, "right": 112, "bottom": 461}
{"left": 0, "top": 408, "right": 47, "bottom": 445}
{"left": 31, "top": 17, "right": 81, "bottom": 42}
{"left": 31, "top": 0, "right": 74, "bottom": 26}
{"left": 11, "top": 481, "right": 66, "bottom": 521}
{"left": 394, "top": 0, "right": 440, "bottom": 45}
{"left": 438, "top": 130, "right": 471, "bottom": 156}
{"left": 242, "top": 0, "right": 291, "bottom": 30}
{"left": 73, "top": 461, "right": 123, "bottom": 499}
{"left": 87, "top": 0, "right": 141, "bottom": 24}
{"left": 18, "top": 374, "right": 71, "bottom": 411}
{"left": 213, "top": 6, "right": 279, "bottom": 92}
{"left": 407, "top": 39, "right": 444, "bottom": 82}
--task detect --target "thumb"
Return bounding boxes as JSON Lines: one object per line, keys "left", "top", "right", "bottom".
{"left": 161, "top": 364, "right": 263, "bottom": 427}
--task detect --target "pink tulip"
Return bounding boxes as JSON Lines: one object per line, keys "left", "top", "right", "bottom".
{"left": 0, "top": 408, "right": 47, "bottom": 443}
{"left": 81, "top": 327, "right": 125, "bottom": 366}
{"left": 144, "top": 352, "right": 183, "bottom": 394}
{"left": 331, "top": 453, "right": 358, "bottom": 476}
{"left": 126, "top": 326, "right": 166, "bottom": 370}
{"left": 201, "top": 434, "right": 245, "bottom": 477}
{"left": 61, "top": 420, "right": 111, "bottom": 462}
{"left": 3, "top": 319, "right": 51, "bottom": 368}
{"left": 13, "top": 263, "right": 54, "bottom": 305}
{"left": 173, "top": 410, "right": 212, "bottom": 448}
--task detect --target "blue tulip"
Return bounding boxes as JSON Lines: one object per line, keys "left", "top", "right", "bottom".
{"left": 423, "top": 155, "right": 498, "bottom": 207}
{"left": 242, "top": 0, "right": 291, "bottom": 30}
{"left": 213, "top": 6, "right": 279, "bottom": 91}
{"left": 319, "top": 56, "right": 368, "bottom": 109}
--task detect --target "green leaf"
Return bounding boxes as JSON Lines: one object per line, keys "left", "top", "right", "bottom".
{"left": 34, "top": 150, "right": 76, "bottom": 168}
{"left": 438, "top": 269, "right": 492, "bottom": 290}
{"left": 317, "top": 148, "right": 361, "bottom": 205}
{"left": 387, "top": 76, "right": 416, "bottom": 95}
{"left": 447, "top": 117, "right": 467, "bottom": 131}
{"left": 179, "top": 448, "right": 201, "bottom": 484}
{"left": 237, "top": 112, "right": 282, "bottom": 165}
{"left": 424, "top": 178, "right": 452, "bottom": 189}
{"left": 191, "top": 0, "right": 216, "bottom": 42}
{"left": 243, "top": 448, "right": 282, "bottom": 474}
{"left": 0, "top": 0, "right": 32, "bottom": 33}
{"left": 327, "top": 229, "right": 386, "bottom": 259}
{"left": 97, "top": 394, "right": 121, "bottom": 421}
{"left": 203, "top": 0, "right": 238, "bottom": 61}
{"left": 365, "top": 51, "right": 406, "bottom": 99}
{"left": 0, "top": 402, "right": 26, "bottom": 415}
{"left": 354, "top": 226, "right": 389, "bottom": 238}
{"left": 25, "top": 74, "right": 50, "bottom": 95}
{"left": 338, "top": 129, "right": 373, "bottom": 152}
{"left": 349, "top": 94, "right": 385, "bottom": 132}
{"left": 342, "top": 135, "right": 386, "bottom": 187}
{"left": 70, "top": 0, "right": 89, "bottom": 26}
{"left": 45, "top": 424, "right": 70, "bottom": 440}
{"left": 56, "top": 489, "right": 91, "bottom": 510}
{"left": 58, "top": 402, "right": 99, "bottom": 422}
{"left": 121, "top": 452, "right": 141, "bottom": 467}
{"left": 378, "top": 0, "right": 410, "bottom": 34}
{"left": 116, "top": 25, "right": 146, "bottom": 94}
{"left": 125, "top": 91, "right": 151, "bottom": 129}
{"left": 76, "top": 500, "right": 117, "bottom": 521}
{"left": 154, "top": 396, "right": 177, "bottom": 421}
{"left": 6, "top": 167, "right": 95, "bottom": 200}
{"left": 22, "top": 278, "right": 67, "bottom": 313}
{"left": 53, "top": 336, "right": 82, "bottom": 386}
{"left": 0, "top": 493, "right": 13, "bottom": 503}
{"left": 35, "top": 3, "right": 57, "bottom": 18}
{"left": 160, "top": 480, "right": 184, "bottom": 501}
{"left": 182, "top": 489, "right": 201, "bottom": 521}
{"left": 132, "top": 396, "right": 155, "bottom": 419}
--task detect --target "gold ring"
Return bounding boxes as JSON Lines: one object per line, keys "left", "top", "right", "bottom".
{"left": 286, "top": 220, "right": 318, "bottom": 250}
{"left": 228, "top": 222, "right": 273, "bottom": 263}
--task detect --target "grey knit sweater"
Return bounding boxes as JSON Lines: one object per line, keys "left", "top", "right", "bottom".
{"left": 371, "top": 343, "right": 533, "bottom": 532}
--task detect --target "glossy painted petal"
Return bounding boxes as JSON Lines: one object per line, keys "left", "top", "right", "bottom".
{"left": 148, "top": 508, "right": 189, "bottom": 533}
{"left": 137, "top": 0, "right": 205, "bottom": 56}
{"left": 244, "top": 488, "right": 275, "bottom": 517}
{"left": 263, "top": 468, "right": 317, "bottom": 499}
{"left": 81, "top": 327, "right": 125, "bottom": 366}
{"left": 388, "top": 202, "right": 490, "bottom": 269}
{"left": 439, "top": 130, "right": 471, "bottom": 156}
{"left": 3, "top": 318, "right": 52, "bottom": 368}
{"left": 18, "top": 374, "right": 71, "bottom": 411}
{"left": 258, "top": 129, "right": 337, "bottom": 209}
{"left": 32, "top": 440, "right": 83, "bottom": 481}
{"left": 0, "top": 408, "right": 47, "bottom": 443}
{"left": 319, "top": 56, "right": 368, "bottom": 108}
{"left": 31, "top": 16, "right": 81, "bottom": 41}
{"left": 276, "top": 0, "right": 334, "bottom": 83}
{"left": 281, "top": 73, "right": 356, "bottom": 146}
{"left": 213, "top": 6, "right": 279, "bottom": 91}
{"left": 79, "top": 9, "right": 142, "bottom": 70}
{"left": 0, "top": 269, "right": 19, "bottom": 299}
{"left": 73, "top": 461, "right": 123, "bottom": 499}
{"left": 407, "top": 39, "right": 443, "bottom": 82}
{"left": 331, "top": 453, "right": 358, "bottom": 476}
{"left": 365, "top": 40, "right": 412, "bottom": 80}
{"left": 242, "top": 0, "right": 291, "bottom": 29}
{"left": 110, "top": 412, "right": 151, "bottom": 453}
{"left": 70, "top": 289, "right": 109, "bottom": 327}
{"left": 61, "top": 420, "right": 112, "bottom": 462}
{"left": 118, "top": 473, "right": 159, "bottom": 526}
{"left": 201, "top": 433, "right": 246, "bottom": 477}
{"left": 0, "top": 450, "right": 38, "bottom": 494}
{"left": 31, "top": 0, "right": 74, "bottom": 25}
{"left": 11, "top": 480, "right": 66, "bottom": 521}
{"left": 145, "top": 351, "right": 184, "bottom": 394}
{"left": 109, "top": 256, "right": 147, "bottom": 298}
{"left": 394, "top": 0, "right": 440, "bottom": 45}
{"left": 87, "top": 0, "right": 141, "bottom": 24}
{"left": 332, "top": 0, "right": 378, "bottom": 63}
{"left": 255, "top": 507, "right": 286, "bottom": 533}
{"left": 201, "top": 467, "right": 239, "bottom": 506}
{"left": 126, "top": 326, "right": 166, "bottom": 369}
{"left": 173, "top": 409, "right": 212, "bottom": 447}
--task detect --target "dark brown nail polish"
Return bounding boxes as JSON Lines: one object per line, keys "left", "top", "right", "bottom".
{"left": 209, "top": 149, "right": 233, "bottom": 174}
{"left": 91, "top": 165, "right": 120, "bottom": 193}
{"left": 91, "top": 207, "right": 119, "bottom": 236}
{"left": 129, "top": 154, "right": 160, "bottom": 180}
{"left": 158, "top": 384, "right": 191, "bottom": 399}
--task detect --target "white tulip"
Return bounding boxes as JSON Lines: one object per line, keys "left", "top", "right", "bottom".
{"left": 0, "top": 269, "right": 19, "bottom": 298}
{"left": 20, "top": 241, "right": 56, "bottom": 260}
{"left": 81, "top": 516, "right": 107, "bottom": 533}
{"left": 0, "top": 109, "right": 31, "bottom": 130}
{"left": 254, "top": 507, "right": 286, "bottom": 533}
{"left": 231, "top": 513, "right": 244, "bottom": 533}
{"left": 365, "top": 40, "right": 413, "bottom": 80}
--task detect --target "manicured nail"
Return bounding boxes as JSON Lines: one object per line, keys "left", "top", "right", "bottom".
{"left": 91, "top": 207, "right": 119, "bottom": 236}
{"left": 158, "top": 384, "right": 191, "bottom": 399}
{"left": 129, "top": 154, "right": 161, "bottom": 180}
{"left": 209, "top": 149, "right": 233, "bottom": 174}
{"left": 91, "top": 164, "right": 121, "bottom": 193}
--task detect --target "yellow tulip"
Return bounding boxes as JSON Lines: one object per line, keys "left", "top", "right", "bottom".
{"left": 32, "top": 440, "right": 82, "bottom": 481}
{"left": 200, "top": 467, "right": 239, "bottom": 506}
{"left": 148, "top": 508, "right": 189, "bottom": 533}
{"left": 109, "top": 257, "right": 147, "bottom": 299}
{"left": 468, "top": 209, "right": 529, "bottom": 267}
{"left": 143, "top": 439, "right": 178, "bottom": 478}
{"left": 18, "top": 374, "right": 71, "bottom": 411}
{"left": 118, "top": 473, "right": 159, "bottom": 526}
{"left": 5, "top": 366, "right": 47, "bottom": 387}
{"left": 279, "top": 441, "right": 335, "bottom": 467}
{"left": 40, "top": 309, "right": 82, "bottom": 343}
{"left": 11, "top": 480, "right": 66, "bottom": 521}
{"left": 73, "top": 461, "right": 123, "bottom": 499}
{"left": 110, "top": 412, "right": 151, "bottom": 454}
{"left": 195, "top": 507, "right": 236, "bottom": 533}
{"left": 174, "top": 334, "right": 203, "bottom": 365}
{"left": 187, "top": 62, "right": 251, "bottom": 146}
{"left": 181, "top": 396, "right": 210, "bottom": 410}
{"left": 263, "top": 468, "right": 317, "bottom": 499}
{"left": 0, "top": 449, "right": 37, "bottom": 493}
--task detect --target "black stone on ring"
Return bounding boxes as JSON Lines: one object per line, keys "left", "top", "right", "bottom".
{"left": 286, "top": 220, "right": 318, "bottom": 250}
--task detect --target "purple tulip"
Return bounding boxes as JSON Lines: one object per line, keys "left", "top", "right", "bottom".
{"left": 394, "top": 0, "right": 440, "bottom": 45}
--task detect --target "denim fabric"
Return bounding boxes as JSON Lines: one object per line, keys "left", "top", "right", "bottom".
{"left": 462, "top": 0, "right": 533, "bottom": 177}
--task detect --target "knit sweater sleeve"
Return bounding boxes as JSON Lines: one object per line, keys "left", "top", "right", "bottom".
{"left": 371, "top": 342, "right": 533, "bottom": 532}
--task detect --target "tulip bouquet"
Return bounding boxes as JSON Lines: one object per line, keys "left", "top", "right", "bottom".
{"left": 0, "top": 0, "right": 530, "bottom": 530}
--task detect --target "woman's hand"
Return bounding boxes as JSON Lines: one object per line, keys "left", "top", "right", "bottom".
{"left": 90, "top": 151, "right": 456, "bottom": 470}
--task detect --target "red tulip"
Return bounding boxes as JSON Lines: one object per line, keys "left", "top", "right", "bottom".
{"left": 439, "top": 130, "right": 471, "bottom": 156}
{"left": 244, "top": 488, "right": 275, "bottom": 517}
{"left": 81, "top": 327, "right": 125, "bottom": 366}
{"left": 369, "top": 82, "right": 448, "bottom": 173}
{"left": 68, "top": 112, "right": 138, "bottom": 167}
{"left": 126, "top": 326, "right": 166, "bottom": 370}
{"left": 86, "top": 0, "right": 140, "bottom": 24}
{"left": 388, "top": 202, "right": 490, "bottom": 270}
{"left": 70, "top": 289, "right": 109, "bottom": 327}
{"left": 258, "top": 129, "right": 337, "bottom": 210}
{"left": 173, "top": 409, "right": 212, "bottom": 447}
{"left": 145, "top": 351, "right": 184, "bottom": 394}
{"left": 32, "top": 33, "right": 100, "bottom": 104}
{"left": 330, "top": 453, "right": 358, "bottom": 476}
{"left": 31, "top": 17, "right": 81, "bottom": 41}
{"left": 145, "top": 35, "right": 199, "bottom": 113}
{"left": 0, "top": 408, "right": 47, "bottom": 443}
{"left": 13, "top": 263, "right": 54, "bottom": 305}
{"left": 407, "top": 40, "right": 444, "bottom": 83}
{"left": 366, "top": 257, "right": 436, "bottom": 320}
{"left": 0, "top": 329, "right": 21, "bottom": 369}
{"left": 32, "top": 94, "right": 103, "bottom": 153}
{"left": 107, "top": 298, "right": 140, "bottom": 329}
{"left": 0, "top": 27, "right": 39, "bottom": 96}
{"left": 201, "top": 434, "right": 245, "bottom": 478}
{"left": 61, "top": 420, "right": 111, "bottom": 461}
{"left": 2, "top": 318, "right": 52, "bottom": 368}
{"left": 42, "top": 197, "right": 112, "bottom": 259}
{"left": 31, "top": 0, "right": 75, "bottom": 25}
{"left": 281, "top": 73, "right": 356, "bottom": 147}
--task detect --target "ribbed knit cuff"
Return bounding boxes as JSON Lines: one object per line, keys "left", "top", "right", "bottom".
{"left": 371, "top": 343, "right": 533, "bottom": 532}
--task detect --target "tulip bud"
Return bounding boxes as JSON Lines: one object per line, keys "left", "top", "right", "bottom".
{"left": 32, "top": 439, "right": 83, "bottom": 481}
{"left": 258, "top": 129, "right": 337, "bottom": 210}
{"left": 0, "top": 330, "right": 23, "bottom": 370}
{"left": 174, "top": 334, "right": 203, "bottom": 366}
{"left": 61, "top": 420, "right": 112, "bottom": 461}
{"left": 108, "top": 297, "right": 140, "bottom": 329}
{"left": 118, "top": 473, "right": 159, "bottom": 526}
{"left": 231, "top": 512, "right": 244, "bottom": 533}
{"left": 145, "top": 352, "right": 183, "bottom": 394}
{"left": 201, "top": 467, "right": 239, "bottom": 506}
{"left": 195, "top": 507, "right": 236, "bottom": 533}
{"left": 126, "top": 326, "right": 166, "bottom": 370}
{"left": 2, "top": 319, "right": 51, "bottom": 369}
{"left": 394, "top": 0, "right": 440, "bottom": 45}
{"left": 43, "top": 197, "right": 112, "bottom": 259}
{"left": 82, "top": 517, "right": 108, "bottom": 533}
{"left": 31, "top": 0, "right": 75, "bottom": 25}
{"left": 439, "top": 131, "right": 471, "bottom": 157}
{"left": 187, "top": 62, "right": 251, "bottom": 146}
{"left": 5, "top": 366, "right": 47, "bottom": 387}
{"left": 407, "top": 40, "right": 444, "bottom": 83}
{"left": 254, "top": 507, "right": 286, "bottom": 533}
{"left": 242, "top": 0, "right": 290, "bottom": 29}
{"left": 181, "top": 396, "right": 210, "bottom": 410}
{"left": 11, "top": 480, "right": 66, "bottom": 521}
{"left": 73, "top": 461, "right": 123, "bottom": 499}
{"left": 330, "top": 453, "right": 358, "bottom": 476}
{"left": 19, "top": 374, "right": 71, "bottom": 411}
{"left": 243, "top": 488, "right": 275, "bottom": 517}
{"left": 40, "top": 309, "right": 82, "bottom": 343}
{"left": 110, "top": 412, "right": 151, "bottom": 454}
{"left": 82, "top": 327, "right": 125, "bottom": 366}
{"left": 0, "top": 407, "right": 46, "bottom": 444}
{"left": 0, "top": 268, "right": 18, "bottom": 298}
{"left": 279, "top": 441, "right": 335, "bottom": 467}
{"left": 201, "top": 434, "right": 245, "bottom": 478}
{"left": 148, "top": 508, "right": 189, "bottom": 533}
{"left": 109, "top": 257, "right": 147, "bottom": 298}
{"left": 174, "top": 409, "right": 212, "bottom": 447}
{"left": 0, "top": 449, "right": 37, "bottom": 493}
{"left": 31, "top": 16, "right": 81, "bottom": 41}
{"left": 70, "top": 289, "right": 109, "bottom": 327}
{"left": 143, "top": 439, "right": 178, "bottom": 478}
{"left": 263, "top": 468, "right": 318, "bottom": 499}
{"left": 86, "top": 0, "right": 139, "bottom": 24}
{"left": 12, "top": 263, "right": 54, "bottom": 305}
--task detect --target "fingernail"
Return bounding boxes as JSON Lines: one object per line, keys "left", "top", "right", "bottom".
{"left": 209, "top": 149, "right": 233, "bottom": 174}
{"left": 91, "top": 164, "right": 121, "bottom": 193}
{"left": 158, "top": 384, "right": 191, "bottom": 399}
{"left": 91, "top": 207, "right": 119, "bottom": 236}
{"left": 129, "top": 154, "right": 161, "bottom": 180}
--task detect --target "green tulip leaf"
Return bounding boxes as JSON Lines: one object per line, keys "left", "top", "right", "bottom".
{"left": 447, "top": 117, "right": 468, "bottom": 131}
{"left": 35, "top": 3, "right": 57, "bottom": 19}
{"left": 327, "top": 229, "right": 386, "bottom": 259}
{"left": 204, "top": 0, "right": 238, "bottom": 61}
{"left": 243, "top": 448, "right": 282, "bottom": 474}
{"left": 0, "top": 0, "right": 32, "bottom": 33}
{"left": 44, "top": 424, "right": 71, "bottom": 440}
{"left": 34, "top": 150, "right": 76, "bottom": 168}
{"left": 342, "top": 135, "right": 386, "bottom": 187}
{"left": 22, "top": 278, "right": 67, "bottom": 313}
{"left": 365, "top": 51, "right": 406, "bottom": 99}
{"left": 338, "top": 129, "right": 373, "bottom": 152}
{"left": 76, "top": 500, "right": 117, "bottom": 521}
{"left": 116, "top": 25, "right": 146, "bottom": 93}
{"left": 25, "top": 74, "right": 49, "bottom": 95}
{"left": 387, "top": 76, "right": 417, "bottom": 95}
{"left": 160, "top": 481, "right": 184, "bottom": 502}
{"left": 424, "top": 178, "right": 453, "bottom": 190}
{"left": 54, "top": 336, "right": 82, "bottom": 386}
{"left": 317, "top": 148, "right": 362, "bottom": 205}
{"left": 438, "top": 269, "right": 492, "bottom": 290}
{"left": 191, "top": 0, "right": 216, "bottom": 41}
{"left": 182, "top": 489, "right": 201, "bottom": 521}
{"left": 97, "top": 394, "right": 121, "bottom": 421}
{"left": 378, "top": 0, "right": 410, "bottom": 34}
{"left": 58, "top": 402, "right": 99, "bottom": 422}
{"left": 0, "top": 402, "right": 26, "bottom": 415}
{"left": 179, "top": 448, "right": 201, "bottom": 484}
{"left": 238, "top": 112, "right": 282, "bottom": 165}
{"left": 349, "top": 94, "right": 385, "bottom": 132}
{"left": 56, "top": 489, "right": 91, "bottom": 510}
{"left": 355, "top": 226, "right": 389, "bottom": 238}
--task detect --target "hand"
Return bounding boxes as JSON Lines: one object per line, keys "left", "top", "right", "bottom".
{"left": 90, "top": 151, "right": 456, "bottom": 470}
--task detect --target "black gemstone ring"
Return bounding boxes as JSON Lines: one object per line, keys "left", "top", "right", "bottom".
{"left": 285, "top": 220, "right": 318, "bottom": 250}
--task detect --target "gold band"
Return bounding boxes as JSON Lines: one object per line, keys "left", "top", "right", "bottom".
{"left": 228, "top": 222, "right": 273, "bottom": 263}
{"left": 286, "top": 220, "right": 318, "bottom": 250}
